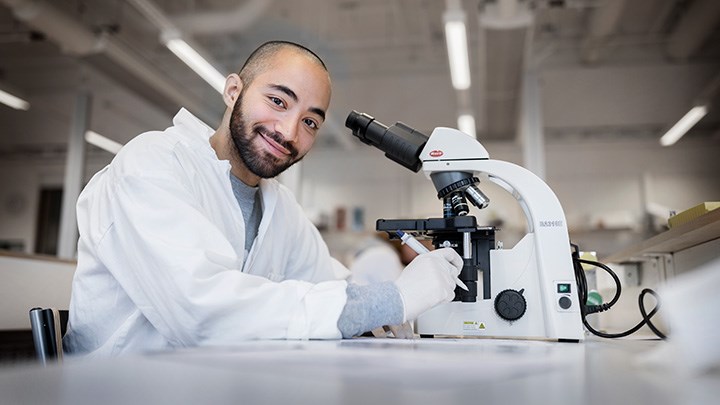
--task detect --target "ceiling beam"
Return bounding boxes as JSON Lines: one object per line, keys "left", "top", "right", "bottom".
{"left": 0, "top": 0, "right": 219, "bottom": 124}
{"left": 581, "top": 0, "right": 626, "bottom": 64}
{"left": 666, "top": 0, "right": 720, "bottom": 61}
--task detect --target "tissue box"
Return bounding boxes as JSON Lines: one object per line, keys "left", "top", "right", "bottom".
{"left": 668, "top": 202, "right": 720, "bottom": 228}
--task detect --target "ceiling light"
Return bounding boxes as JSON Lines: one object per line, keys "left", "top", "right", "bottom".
{"left": 85, "top": 131, "right": 124, "bottom": 154}
{"left": 165, "top": 38, "right": 226, "bottom": 94}
{"left": 659, "top": 105, "right": 708, "bottom": 146}
{"left": 458, "top": 114, "right": 476, "bottom": 138}
{"left": 0, "top": 88, "right": 30, "bottom": 110}
{"left": 444, "top": 12, "right": 471, "bottom": 90}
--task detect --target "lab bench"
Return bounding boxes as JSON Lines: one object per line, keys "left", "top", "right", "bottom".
{"left": 1, "top": 337, "right": 717, "bottom": 405}
{"left": 604, "top": 207, "right": 720, "bottom": 276}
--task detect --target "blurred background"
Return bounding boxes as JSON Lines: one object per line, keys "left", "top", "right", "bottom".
{"left": 0, "top": 0, "right": 719, "bottom": 264}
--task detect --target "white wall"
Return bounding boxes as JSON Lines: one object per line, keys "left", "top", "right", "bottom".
{"left": 0, "top": 253, "right": 75, "bottom": 330}
{"left": 0, "top": 125, "right": 716, "bottom": 261}
{"left": 542, "top": 63, "right": 719, "bottom": 129}
{"left": 300, "top": 135, "right": 720, "bottom": 260}
{"left": 0, "top": 156, "right": 110, "bottom": 254}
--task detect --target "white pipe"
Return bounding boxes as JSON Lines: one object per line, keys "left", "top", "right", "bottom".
{"left": 57, "top": 93, "right": 90, "bottom": 260}
{"left": 125, "top": 0, "right": 176, "bottom": 34}
{"left": 479, "top": 0, "right": 532, "bottom": 29}
{"left": 497, "top": 0, "right": 520, "bottom": 20}
{"left": 102, "top": 39, "right": 217, "bottom": 123}
{"left": 127, "top": 0, "right": 227, "bottom": 94}
{"left": 2, "top": 0, "right": 103, "bottom": 55}
{"left": 0, "top": 0, "right": 217, "bottom": 124}
{"left": 171, "top": 0, "right": 271, "bottom": 35}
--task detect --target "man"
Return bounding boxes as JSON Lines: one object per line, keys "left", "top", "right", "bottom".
{"left": 64, "top": 41, "right": 462, "bottom": 356}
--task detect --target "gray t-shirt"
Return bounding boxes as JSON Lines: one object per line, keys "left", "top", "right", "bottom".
{"left": 229, "top": 174, "right": 262, "bottom": 266}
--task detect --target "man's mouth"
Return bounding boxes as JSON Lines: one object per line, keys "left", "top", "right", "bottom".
{"left": 258, "top": 130, "right": 291, "bottom": 158}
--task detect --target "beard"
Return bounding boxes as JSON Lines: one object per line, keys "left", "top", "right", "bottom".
{"left": 229, "top": 92, "right": 302, "bottom": 179}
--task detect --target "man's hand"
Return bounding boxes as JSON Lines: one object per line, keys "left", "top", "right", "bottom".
{"left": 393, "top": 248, "right": 463, "bottom": 322}
{"left": 370, "top": 322, "right": 415, "bottom": 339}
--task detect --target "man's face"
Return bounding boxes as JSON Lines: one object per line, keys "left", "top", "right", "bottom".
{"left": 229, "top": 51, "right": 331, "bottom": 179}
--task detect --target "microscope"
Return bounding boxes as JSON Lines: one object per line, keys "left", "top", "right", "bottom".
{"left": 345, "top": 111, "right": 584, "bottom": 342}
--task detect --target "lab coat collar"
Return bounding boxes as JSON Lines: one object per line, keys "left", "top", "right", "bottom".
{"left": 170, "top": 108, "right": 280, "bottom": 261}
{"left": 173, "top": 108, "right": 215, "bottom": 139}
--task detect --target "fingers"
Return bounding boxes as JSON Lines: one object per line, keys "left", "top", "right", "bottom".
{"left": 371, "top": 326, "right": 388, "bottom": 338}
{"left": 388, "top": 322, "right": 415, "bottom": 339}
{"left": 369, "top": 324, "right": 415, "bottom": 339}
{"left": 441, "top": 248, "right": 464, "bottom": 270}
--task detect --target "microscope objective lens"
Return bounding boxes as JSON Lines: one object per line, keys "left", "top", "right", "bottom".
{"left": 450, "top": 193, "right": 469, "bottom": 216}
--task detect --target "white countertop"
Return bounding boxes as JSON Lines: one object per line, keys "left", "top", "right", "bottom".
{"left": 1, "top": 337, "right": 718, "bottom": 405}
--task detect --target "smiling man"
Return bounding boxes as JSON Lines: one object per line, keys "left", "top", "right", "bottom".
{"left": 63, "top": 41, "right": 462, "bottom": 356}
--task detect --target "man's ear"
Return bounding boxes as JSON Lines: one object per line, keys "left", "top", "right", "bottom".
{"left": 223, "top": 74, "right": 243, "bottom": 108}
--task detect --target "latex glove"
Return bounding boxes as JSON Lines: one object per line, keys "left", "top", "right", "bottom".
{"left": 394, "top": 248, "right": 463, "bottom": 322}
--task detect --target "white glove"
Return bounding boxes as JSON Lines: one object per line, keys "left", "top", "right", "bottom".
{"left": 394, "top": 248, "right": 463, "bottom": 322}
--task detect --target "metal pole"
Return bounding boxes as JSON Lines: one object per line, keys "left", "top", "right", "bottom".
{"left": 57, "top": 92, "right": 90, "bottom": 259}
{"left": 520, "top": 70, "right": 546, "bottom": 180}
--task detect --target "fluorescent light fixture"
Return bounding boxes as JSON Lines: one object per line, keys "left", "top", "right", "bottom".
{"left": 0, "top": 88, "right": 30, "bottom": 110}
{"left": 165, "top": 38, "right": 226, "bottom": 94}
{"left": 85, "top": 131, "right": 124, "bottom": 155}
{"left": 660, "top": 105, "right": 708, "bottom": 146}
{"left": 458, "top": 114, "right": 476, "bottom": 137}
{"left": 444, "top": 19, "right": 471, "bottom": 90}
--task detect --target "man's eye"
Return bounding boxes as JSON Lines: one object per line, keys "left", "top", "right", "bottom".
{"left": 270, "top": 97, "right": 284, "bottom": 107}
{"left": 304, "top": 118, "right": 318, "bottom": 129}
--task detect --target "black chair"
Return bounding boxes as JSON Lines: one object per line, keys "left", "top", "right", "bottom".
{"left": 28, "top": 308, "right": 68, "bottom": 365}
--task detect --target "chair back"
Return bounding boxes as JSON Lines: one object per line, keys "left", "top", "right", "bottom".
{"left": 29, "top": 308, "right": 68, "bottom": 365}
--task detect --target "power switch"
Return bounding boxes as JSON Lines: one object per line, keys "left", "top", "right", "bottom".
{"left": 558, "top": 296, "right": 572, "bottom": 309}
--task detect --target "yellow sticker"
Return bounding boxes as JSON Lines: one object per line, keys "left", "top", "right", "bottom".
{"left": 462, "top": 321, "right": 486, "bottom": 331}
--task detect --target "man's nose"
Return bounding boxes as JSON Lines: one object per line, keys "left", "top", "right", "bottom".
{"left": 274, "top": 117, "right": 298, "bottom": 143}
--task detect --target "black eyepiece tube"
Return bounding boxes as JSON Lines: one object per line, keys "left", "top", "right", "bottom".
{"left": 345, "top": 110, "right": 429, "bottom": 172}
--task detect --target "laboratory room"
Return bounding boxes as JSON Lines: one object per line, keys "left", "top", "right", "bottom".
{"left": 0, "top": 0, "right": 719, "bottom": 403}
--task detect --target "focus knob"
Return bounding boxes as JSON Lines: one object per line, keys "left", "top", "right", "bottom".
{"left": 494, "top": 289, "right": 527, "bottom": 321}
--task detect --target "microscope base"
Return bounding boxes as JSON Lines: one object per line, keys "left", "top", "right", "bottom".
{"left": 415, "top": 301, "right": 582, "bottom": 342}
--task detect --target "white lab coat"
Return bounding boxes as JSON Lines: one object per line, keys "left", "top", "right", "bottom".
{"left": 349, "top": 241, "right": 403, "bottom": 286}
{"left": 64, "top": 109, "right": 350, "bottom": 357}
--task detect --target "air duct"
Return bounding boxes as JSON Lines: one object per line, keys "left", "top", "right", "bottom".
{"left": 0, "top": 0, "right": 219, "bottom": 124}
{"left": 478, "top": 0, "right": 533, "bottom": 140}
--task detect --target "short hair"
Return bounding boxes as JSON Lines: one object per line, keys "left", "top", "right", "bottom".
{"left": 238, "top": 41, "right": 328, "bottom": 86}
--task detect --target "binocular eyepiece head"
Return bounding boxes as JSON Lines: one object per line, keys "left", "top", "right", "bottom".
{"left": 345, "top": 110, "right": 429, "bottom": 173}
{"left": 345, "top": 110, "right": 491, "bottom": 215}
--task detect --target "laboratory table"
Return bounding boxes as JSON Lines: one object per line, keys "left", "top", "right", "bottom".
{"left": 0, "top": 337, "right": 717, "bottom": 405}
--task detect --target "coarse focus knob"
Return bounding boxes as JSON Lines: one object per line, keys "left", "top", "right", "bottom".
{"left": 494, "top": 289, "right": 527, "bottom": 321}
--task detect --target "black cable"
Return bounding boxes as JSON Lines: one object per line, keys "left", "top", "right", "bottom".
{"left": 570, "top": 245, "right": 667, "bottom": 340}
{"left": 577, "top": 258, "right": 621, "bottom": 314}
{"left": 639, "top": 288, "right": 667, "bottom": 339}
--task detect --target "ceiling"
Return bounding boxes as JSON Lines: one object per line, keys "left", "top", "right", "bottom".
{"left": 1, "top": 0, "right": 719, "bottom": 157}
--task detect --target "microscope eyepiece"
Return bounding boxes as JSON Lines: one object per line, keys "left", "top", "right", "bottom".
{"left": 345, "top": 110, "right": 429, "bottom": 173}
{"left": 345, "top": 111, "right": 380, "bottom": 140}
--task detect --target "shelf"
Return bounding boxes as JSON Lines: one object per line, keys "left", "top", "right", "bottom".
{"left": 603, "top": 208, "right": 720, "bottom": 263}
{"left": 0, "top": 250, "right": 76, "bottom": 265}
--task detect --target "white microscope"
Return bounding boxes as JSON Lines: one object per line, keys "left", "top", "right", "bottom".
{"left": 346, "top": 111, "right": 585, "bottom": 342}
